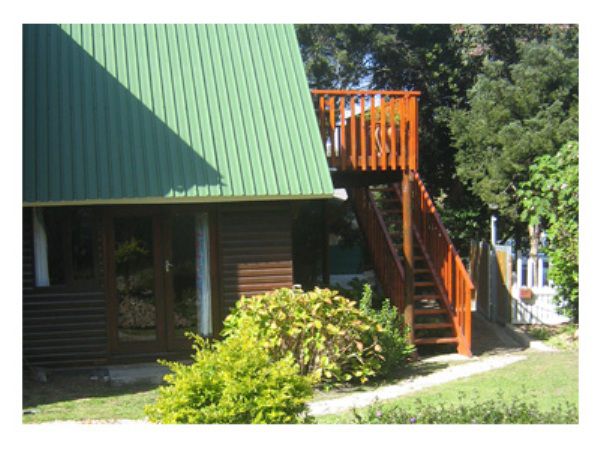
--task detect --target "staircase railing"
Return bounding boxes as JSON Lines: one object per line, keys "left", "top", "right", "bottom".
{"left": 401, "top": 173, "right": 474, "bottom": 355}
{"left": 311, "top": 90, "right": 420, "bottom": 172}
{"left": 350, "top": 186, "right": 405, "bottom": 311}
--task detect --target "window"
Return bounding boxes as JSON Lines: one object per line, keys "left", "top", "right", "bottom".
{"left": 32, "top": 207, "right": 98, "bottom": 288}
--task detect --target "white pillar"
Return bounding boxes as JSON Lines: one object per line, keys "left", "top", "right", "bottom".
{"left": 516, "top": 252, "right": 523, "bottom": 287}
{"left": 527, "top": 257, "right": 534, "bottom": 288}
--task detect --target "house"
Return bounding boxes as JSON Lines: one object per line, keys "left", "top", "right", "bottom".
{"left": 23, "top": 24, "right": 473, "bottom": 369}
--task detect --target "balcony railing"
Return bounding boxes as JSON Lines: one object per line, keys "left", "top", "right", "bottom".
{"left": 312, "top": 90, "right": 420, "bottom": 172}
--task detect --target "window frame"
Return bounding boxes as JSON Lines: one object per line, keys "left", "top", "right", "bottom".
{"left": 31, "top": 207, "right": 102, "bottom": 292}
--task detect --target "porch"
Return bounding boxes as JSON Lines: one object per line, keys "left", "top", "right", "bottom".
{"left": 311, "top": 89, "right": 420, "bottom": 174}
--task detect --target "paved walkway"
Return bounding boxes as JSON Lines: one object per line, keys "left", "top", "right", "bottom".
{"left": 307, "top": 353, "right": 526, "bottom": 416}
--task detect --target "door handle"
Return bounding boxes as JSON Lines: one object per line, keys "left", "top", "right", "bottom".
{"left": 165, "top": 260, "right": 174, "bottom": 273}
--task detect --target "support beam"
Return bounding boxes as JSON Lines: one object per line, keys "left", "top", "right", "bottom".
{"left": 321, "top": 200, "right": 330, "bottom": 286}
{"left": 402, "top": 170, "right": 415, "bottom": 345}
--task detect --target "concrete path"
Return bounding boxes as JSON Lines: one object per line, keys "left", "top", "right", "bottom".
{"left": 308, "top": 353, "right": 526, "bottom": 416}
{"left": 107, "top": 363, "right": 170, "bottom": 386}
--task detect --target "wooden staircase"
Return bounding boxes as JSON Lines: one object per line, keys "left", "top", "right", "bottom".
{"left": 350, "top": 180, "right": 474, "bottom": 356}
{"left": 312, "top": 89, "right": 474, "bottom": 356}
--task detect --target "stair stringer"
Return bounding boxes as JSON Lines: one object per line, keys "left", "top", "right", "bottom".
{"left": 411, "top": 224, "right": 471, "bottom": 356}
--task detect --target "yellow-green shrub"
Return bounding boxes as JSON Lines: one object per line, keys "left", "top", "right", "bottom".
{"left": 145, "top": 330, "right": 312, "bottom": 424}
{"left": 222, "top": 287, "right": 388, "bottom": 384}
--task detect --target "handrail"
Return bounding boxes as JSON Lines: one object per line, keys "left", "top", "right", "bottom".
{"left": 398, "top": 173, "right": 474, "bottom": 356}
{"left": 413, "top": 173, "right": 474, "bottom": 289}
{"left": 312, "top": 89, "right": 421, "bottom": 96}
{"left": 311, "top": 90, "right": 419, "bottom": 172}
{"left": 350, "top": 186, "right": 405, "bottom": 311}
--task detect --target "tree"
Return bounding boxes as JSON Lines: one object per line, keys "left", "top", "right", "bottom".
{"left": 448, "top": 38, "right": 578, "bottom": 251}
{"left": 295, "top": 24, "right": 578, "bottom": 254}
{"left": 518, "top": 142, "right": 579, "bottom": 321}
{"left": 295, "top": 25, "right": 374, "bottom": 90}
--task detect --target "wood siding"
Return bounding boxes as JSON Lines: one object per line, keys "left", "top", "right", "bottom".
{"left": 217, "top": 203, "right": 294, "bottom": 322}
{"left": 22, "top": 209, "right": 109, "bottom": 367}
{"left": 23, "top": 203, "right": 295, "bottom": 367}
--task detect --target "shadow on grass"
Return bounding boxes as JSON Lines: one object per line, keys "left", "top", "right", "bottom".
{"left": 23, "top": 372, "right": 162, "bottom": 410}
{"left": 313, "top": 360, "right": 451, "bottom": 400}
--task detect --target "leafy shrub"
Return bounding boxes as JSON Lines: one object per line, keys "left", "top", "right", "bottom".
{"left": 353, "top": 394, "right": 578, "bottom": 424}
{"left": 331, "top": 278, "right": 384, "bottom": 309}
{"left": 145, "top": 330, "right": 313, "bottom": 424}
{"left": 222, "top": 287, "right": 390, "bottom": 384}
{"left": 519, "top": 141, "right": 579, "bottom": 321}
{"left": 358, "top": 284, "right": 414, "bottom": 377}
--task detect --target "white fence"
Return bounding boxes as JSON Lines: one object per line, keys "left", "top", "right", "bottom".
{"left": 510, "top": 253, "right": 569, "bottom": 325}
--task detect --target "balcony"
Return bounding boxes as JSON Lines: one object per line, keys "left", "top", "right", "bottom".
{"left": 312, "top": 90, "right": 420, "bottom": 173}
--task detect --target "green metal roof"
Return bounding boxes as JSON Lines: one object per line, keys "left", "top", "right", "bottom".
{"left": 23, "top": 24, "right": 333, "bottom": 205}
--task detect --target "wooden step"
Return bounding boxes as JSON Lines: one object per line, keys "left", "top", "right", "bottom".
{"left": 414, "top": 281, "right": 435, "bottom": 287}
{"left": 378, "top": 197, "right": 400, "bottom": 203}
{"left": 414, "top": 337, "right": 458, "bottom": 345}
{"left": 414, "top": 322, "right": 453, "bottom": 330}
{"left": 415, "top": 308, "right": 447, "bottom": 316}
{"left": 370, "top": 187, "right": 394, "bottom": 192}
{"left": 414, "top": 268, "right": 430, "bottom": 274}
{"left": 414, "top": 294, "right": 441, "bottom": 300}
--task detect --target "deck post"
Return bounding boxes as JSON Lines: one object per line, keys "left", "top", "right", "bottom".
{"left": 322, "top": 200, "right": 330, "bottom": 286}
{"left": 402, "top": 170, "right": 415, "bottom": 345}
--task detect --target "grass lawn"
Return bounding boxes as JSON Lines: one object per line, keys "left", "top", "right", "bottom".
{"left": 23, "top": 349, "right": 578, "bottom": 424}
{"left": 520, "top": 323, "right": 579, "bottom": 351}
{"left": 23, "top": 374, "right": 160, "bottom": 424}
{"left": 317, "top": 349, "right": 578, "bottom": 423}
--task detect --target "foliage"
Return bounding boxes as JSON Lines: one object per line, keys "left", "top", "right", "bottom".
{"left": 449, "top": 39, "right": 578, "bottom": 243}
{"left": 351, "top": 393, "right": 577, "bottom": 424}
{"left": 222, "top": 287, "right": 411, "bottom": 385}
{"left": 296, "top": 24, "right": 578, "bottom": 251}
{"left": 524, "top": 323, "right": 578, "bottom": 350}
{"left": 358, "top": 284, "right": 415, "bottom": 377}
{"left": 519, "top": 142, "right": 579, "bottom": 320}
{"left": 295, "top": 25, "right": 374, "bottom": 90}
{"left": 221, "top": 288, "right": 382, "bottom": 384}
{"left": 331, "top": 278, "right": 383, "bottom": 308}
{"left": 145, "top": 331, "right": 313, "bottom": 424}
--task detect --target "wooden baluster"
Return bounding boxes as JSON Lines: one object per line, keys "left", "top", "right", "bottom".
{"left": 380, "top": 96, "right": 387, "bottom": 170}
{"left": 360, "top": 95, "right": 366, "bottom": 171}
{"left": 328, "top": 96, "right": 336, "bottom": 167}
{"left": 410, "top": 96, "right": 419, "bottom": 171}
{"left": 340, "top": 96, "right": 346, "bottom": 170}
{"left": 390, "top": 98, "right": 397, "bottom": 170}
{"left": 400, "top": 96, "right": 407, "bottom": 170}
{"left": 370, "top": 95, "right": 377, "bottom": 170}
{"left": 350, "top": 97, "right": 357, "bottom": 169}
{"left": 319, "top": 95, "right": 326, "bottom": 150}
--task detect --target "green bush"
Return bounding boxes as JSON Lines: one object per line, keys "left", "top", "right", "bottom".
{"left": 352, "top": 395, "right": 578, "bottom": 424}
{"left": 331, "top": 278, "right": 384, "bottom": 308}
{"left": 358, "top": 284, "right": 414, "bottom": 377}
{"left": 222, "top": 287, "right": 414, "bottom": 384}
{"left": 145, "top": 330, "right": 313, "bottom": 424}
{"left": 222, "top": 287, "right": 393, "bottom": 384}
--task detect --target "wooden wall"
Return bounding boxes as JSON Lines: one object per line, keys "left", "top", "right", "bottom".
{"left": 22, "top": 202, "right": 295, "bottom": 367}
{"left": 217, "top": 202, "right": 294, "bottom": 324}
{"left": 22, "top": 209, "right": 109, "bottom": 368}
